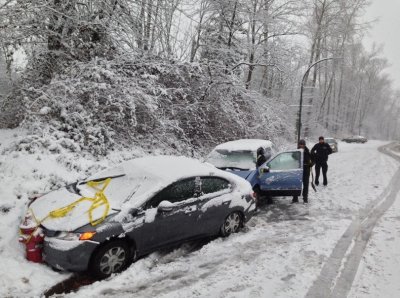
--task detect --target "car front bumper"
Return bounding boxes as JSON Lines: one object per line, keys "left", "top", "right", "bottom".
{"left": 43, "top": 237, "right": 99, "bottom": 272}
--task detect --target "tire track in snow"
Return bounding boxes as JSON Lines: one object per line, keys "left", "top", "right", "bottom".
{"left": 305, "top": 142, "right": 400, "bottom": 298}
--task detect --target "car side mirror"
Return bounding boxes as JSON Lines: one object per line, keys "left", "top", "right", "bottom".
{"left": 157, "top": 200, "right": 174, "bottom": 213}
{"left": 260, "top": 167, "right": 270, "bottom": 174}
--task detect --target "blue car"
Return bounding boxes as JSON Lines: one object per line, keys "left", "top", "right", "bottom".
{"left": 249, "top": 150, "right": 303, "bottom": 198}
{"left": 206, "top": 139, "right": 275, "bottom": 179}
{"left": 207, "top": 141, "right": 303, "bottom": 198}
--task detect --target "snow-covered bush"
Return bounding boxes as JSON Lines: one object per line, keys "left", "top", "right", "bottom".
{"left": 2, "top": 55, "right": 293, "bottom": 155}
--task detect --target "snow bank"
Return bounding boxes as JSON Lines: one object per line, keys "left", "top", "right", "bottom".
{"left": 0, "top": 129, "right": 148, "bottom": 296}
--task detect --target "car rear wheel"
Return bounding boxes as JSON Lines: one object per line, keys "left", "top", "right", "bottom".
{"left": 90, "top": 240, "right": 131, "bottom": 279}
{"left": 221, "top": 212, "right": 243, "bottom": 237}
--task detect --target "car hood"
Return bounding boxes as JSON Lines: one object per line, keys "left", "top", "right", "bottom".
{"left": 29, "top": 187, "right": 118, "bottom": 232}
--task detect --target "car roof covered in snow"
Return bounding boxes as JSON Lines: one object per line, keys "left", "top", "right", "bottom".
{"left": 90, "top": 155, "right": 238, "bottom": 183}
{"left": 213, "top": 139, "right": 273, "bottom": 153}
{"left": 89, "top": 155, "right": 253, "bottom": 209}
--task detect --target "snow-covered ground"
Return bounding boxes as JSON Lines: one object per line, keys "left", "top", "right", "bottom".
{"left": 349, "top": 190, "right": 400, "bottom": 298}
{"left": 0, "top": 130, "right": 399, "bottom": 298}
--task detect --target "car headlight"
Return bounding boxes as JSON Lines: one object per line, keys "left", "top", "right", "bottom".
{"left": 56, "top": 231, "right": 96, "bottom": 241}
{"left": 56, "top": 232, "right": 80, "bottom": 241}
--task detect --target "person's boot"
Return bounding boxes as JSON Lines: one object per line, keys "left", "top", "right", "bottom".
{"left": 303, "top": 197, "right": 308, "bottom": 204}
{"left": 315, "top": 180, "right": 319, "bottom": 186}
{"left": 292, "top": 196, "right": 299, "bottom": 203}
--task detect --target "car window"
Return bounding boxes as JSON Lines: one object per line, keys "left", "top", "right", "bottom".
{"left": 146, "top": 178, "right": 196, "bottom": 208}
{"left": 206, "top": 150, "right": 256, "bottom": 170}
{"left": 267, "top": 151, "right": 301, "bottom": 170}
{"left": 200, "top": 177, "right": 230, "bottom": 195}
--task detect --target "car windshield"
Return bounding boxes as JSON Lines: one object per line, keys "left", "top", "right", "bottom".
{"left": 206, "top": 149, "right": 256, "bottom": 170}
{"left": 325, "top": 139, "right": 335, "bottom": 144}
{"left": 76, "top": 165, "right": 163, "bottom": 208}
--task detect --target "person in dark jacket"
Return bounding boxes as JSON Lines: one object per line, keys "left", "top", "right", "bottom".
{"left": 292, "top": 139, "right": 313, "bottom": 204}
{"left": 256, "top": 147, "right": 267, "bottom": 167}
{"left": 311, "top": 136, "right": 332, "bottom": 186}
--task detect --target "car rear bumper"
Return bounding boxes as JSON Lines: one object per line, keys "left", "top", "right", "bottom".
{"left": 244, "top": 202, "right": 257, "bottom": 222}
{"left": 43, "top": 238, "right": 99, "bottom": 272}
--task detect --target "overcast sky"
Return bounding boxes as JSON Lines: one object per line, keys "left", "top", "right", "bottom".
{"left": 363, "top": 0, "right": 400, "bottom": 90}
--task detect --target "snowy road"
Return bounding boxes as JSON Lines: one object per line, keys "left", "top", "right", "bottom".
{"left": 64, "top": 141, "right": 400, "bottom": 298}
{"left": 348, "top": 144, "right": 400, "bottom": 298}
{"left": 306, "top": 143, "right": 400, "bottom": 298}
{"left": 1, "top": 137, "right": 400, "bottom": 298}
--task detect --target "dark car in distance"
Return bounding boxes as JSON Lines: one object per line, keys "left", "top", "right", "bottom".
{"left": 342, "top": 136, "right": 368, "bottom": 143}
{"left": 21, "top": 156, "right": 256, "bottom": 278}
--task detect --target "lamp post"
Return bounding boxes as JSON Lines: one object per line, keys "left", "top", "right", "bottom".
{"left": 296, "top": 57, "right": 341, "bottom": 144}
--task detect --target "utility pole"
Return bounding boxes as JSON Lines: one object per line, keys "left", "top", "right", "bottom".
{"left": 297, "top": 57, "right": 341, "bottom": 144}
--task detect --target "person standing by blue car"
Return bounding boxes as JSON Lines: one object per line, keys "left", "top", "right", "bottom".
{"left": 256, "top": 147, "right": 267, "bottom": 167}
{"left": 311, "top": 136, "right": 332, "bottom": 186}
{"left": 256, "top": 147, "right": 271, "bottom": 167}
{"left": 292, "top": 139, "right": 313, "bottom": 204}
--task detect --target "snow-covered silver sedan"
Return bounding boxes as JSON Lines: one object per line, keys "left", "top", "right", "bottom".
{"left": 23, "top": 156, "right": 256, "bottom": 278}
{"left": 325, "top": 137, "right": 338, "bottom": 152}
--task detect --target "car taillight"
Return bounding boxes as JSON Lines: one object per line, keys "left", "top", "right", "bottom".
{"left": 251, "top": 192, "right": 258, "bottom": 203}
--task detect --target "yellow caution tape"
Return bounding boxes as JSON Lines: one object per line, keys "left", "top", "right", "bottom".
{"left": 24, "top": 178, "right": 112, "bottom": 238}
{"left": 48, "top": 178, "right": 111, "bottom": 226}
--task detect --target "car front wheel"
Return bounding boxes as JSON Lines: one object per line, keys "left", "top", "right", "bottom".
{"left": 90, "top": 240, "right": 131, "bottom": 279}
{"left": 221, "top": 212, "right": 243, "bottom": 237}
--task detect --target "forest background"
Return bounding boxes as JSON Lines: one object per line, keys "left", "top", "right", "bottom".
{"left": 0, "top": 0, "right": 398, "bottom": 156}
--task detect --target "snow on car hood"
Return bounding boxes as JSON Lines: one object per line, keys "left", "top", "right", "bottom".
{"left": 28, "top": 187, "right": 117, "bottom": 231}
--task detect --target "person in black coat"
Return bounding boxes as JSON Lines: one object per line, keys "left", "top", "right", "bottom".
{"left": 256, "top": 147, "right": 267, "bottom": 167}
{"left": 292, "top": 139, "right": 313, "bottom": 204}
{"left": 311, "top": 136, "right": 332, "bottom": 186}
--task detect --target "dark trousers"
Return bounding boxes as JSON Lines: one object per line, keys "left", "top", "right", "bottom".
{"left": 303, "top": 167, "right": 310, "bottom": 198}
{"left": 315, "top": 161, "right": 328, "bottom": 185}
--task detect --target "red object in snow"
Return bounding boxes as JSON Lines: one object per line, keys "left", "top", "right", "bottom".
{"left": 19, "top": 227, "right": 44, "bottom": 263}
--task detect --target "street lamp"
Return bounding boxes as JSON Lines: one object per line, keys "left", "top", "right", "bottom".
{"left": 296, "top": 57, "right": 342, "bottom": 144}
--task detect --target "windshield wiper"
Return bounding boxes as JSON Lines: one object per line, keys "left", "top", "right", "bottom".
{"left": 80, "top": 174, "right": 126, "bottom": 184}
{"left": 123, "top": 176, "right": 147, "bottom": 204}
{"left": 72, "top": 174, "right": 126, "bottom": 196}
{"left": 65, "top": 182, "right": 79, "bottom": 194}
{"left": 218, "top": 167, "right": 250, "bottom": 171}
